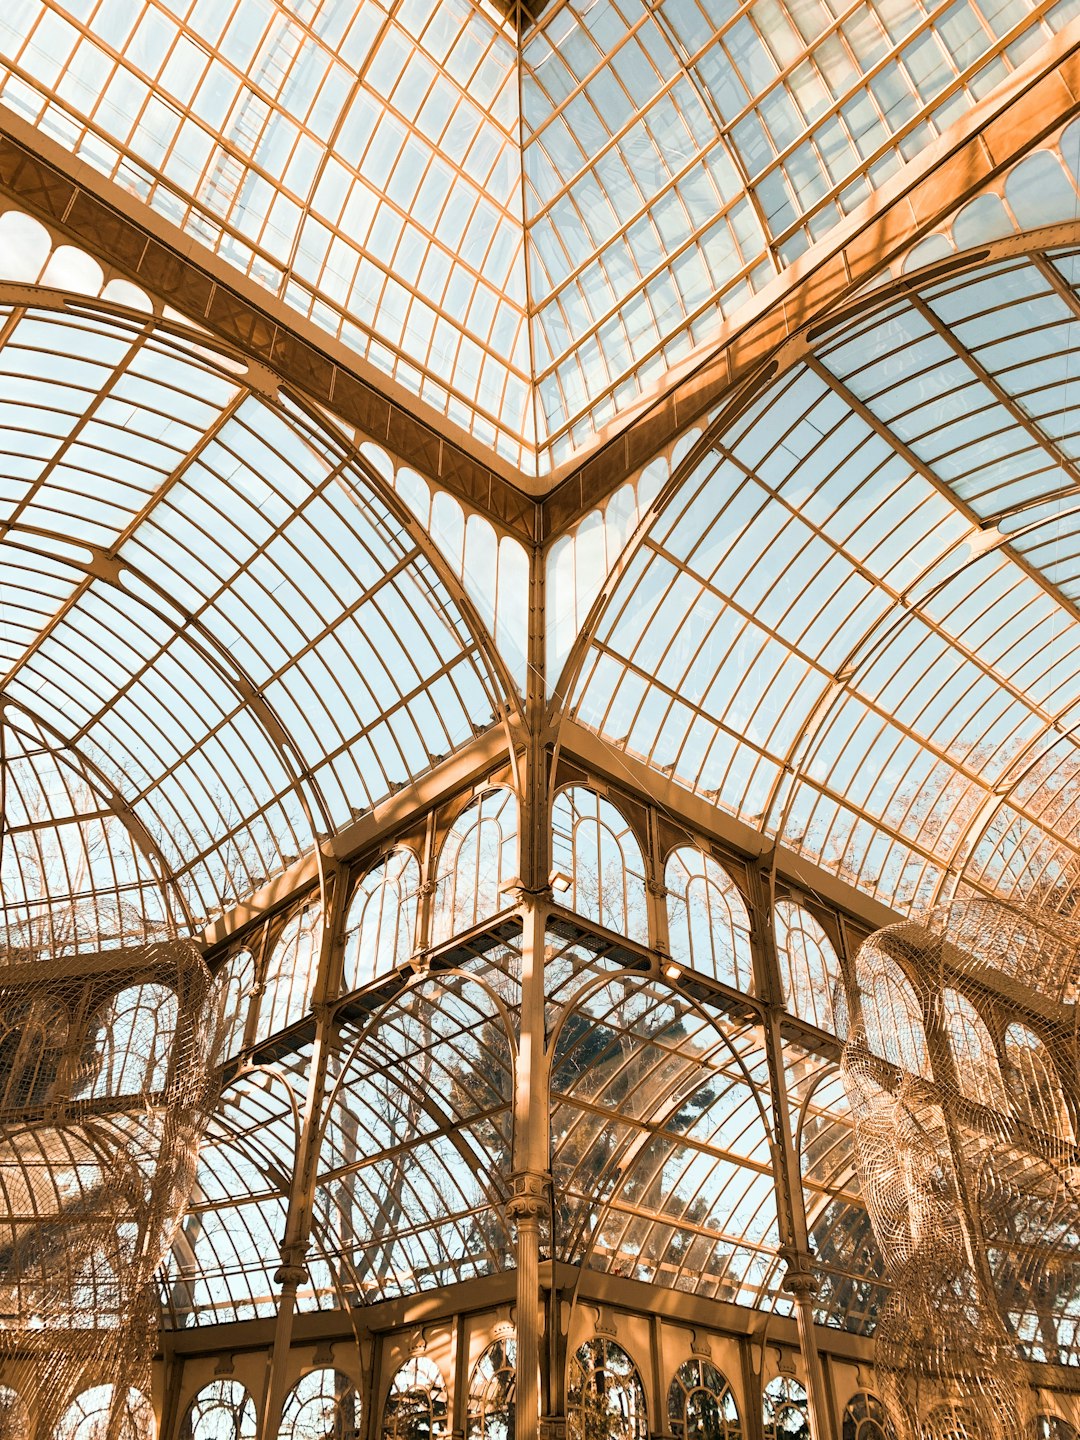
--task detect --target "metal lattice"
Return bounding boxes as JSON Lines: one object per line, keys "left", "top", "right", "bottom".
{"left": 838, "top": 897, "right": 1080, "bottom": 1440}
{"left": 0, "top": 909, "right": 221, "bottom": 1438}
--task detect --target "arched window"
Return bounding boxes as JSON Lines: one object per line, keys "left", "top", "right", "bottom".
{"left": 382, "top": 1357, "right": 448, "bottom": 1440}
{"left": 213, "top": 948, "right": 256, "bottom": 1060}
{"left": 257, "top": 902, "right": 323, "bottom": 1040}
{"left": 467, "top": 1335, "right": 516, "bottom": 1440}
{"left": 552, "top": 788, "right": 648, "bottom": 944}
{"left": 86, "top": 983, "right": 177, "bottom": 1098}
{"left": 0, "top": 993, "right": 67, "bottom": 1109}
{"left": 280, "top": 1369, "right": 361, "bottom": 1440}
{"left": 774, "top": 901, "right": 840, "bottom": 1032}
{"left": 857, "top": 953, "right": 930, "bottom": 1079}
{"left": 1004, "top": 1023, "right": 1073, "bottom": 1140}
{"left": 342, "top": 849, "right": 420, "bottom": 991}
{"left": 667, "top": 1357, "right": 740, "bottom": 1440}
{"left": 923, "top": 1402, "right": 982, "bottom": 1440}
{"left": 761, "top": 1377, "right": 809, "bottom": 1440}
{"left": 55, "top": 1387, "right": 155, "bottom": 1440}
{"left": 180, "top": 1380, "right": 257, "bottom": 1440}
{"left": 432, "top": 788, "right": 519, "bottom": 943}
{"left": 842, "top": 1392, "right": 892, "bottom": 1440}
{"left": 942, "top": 990, "right": 1007, "bottom": 1110}
{"left": 0, "top": 1387, "right": 28, "bottom": 1440}
{"left": 665, "top": 848, "right": 753, "bottom": 991}
{"left": 567, "top": 1338, "right": 647, "bottom": 1440}
{"left": 1037, "top": 1417, "right": 1079, "bottom": 1440}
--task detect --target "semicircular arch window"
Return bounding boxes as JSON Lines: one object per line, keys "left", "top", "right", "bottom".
{"left": 280, "top": 1369, "right": 361, "bottom": 1440}
{"left": 381, "top": 1357, "right": 448, "bottom": 1440}
{"left": 842, "top": 1392, "right": 892, "bottom": 1440}
{"left": 1037, "top": 1417, "right": 1079, "bottom": 1440}
{"left": 942, "top": 990, "right": 1007, "bottom": 1110}
{"left": 552, "top": 788, "right": 648, "bottom": 944}
{"left": 212, "top": 949, "right": 257, "bottom": 1061}
{"left": 667, "top": 1357, "right": 741, "bottom": 1440}
{"left": 467, "top": 1336, "right": 516, "bottom": 1440}
{"left": 1003, "top": 1023, "right": 1074, "bottom": 1141}
{"left": 855, "top": 953, "right": 930, "bottom": 1080}
{"left": 0, "top": 1387, "right": 28, "bottom": 1440}
{"left": 665, "top": 848, "right": 753, "bottom": 991}
{"left": 85, "top": 982, "right": 177, "bottom": 1098}
{"left": 342, "top": 849, "right": 420, "bottom": 992}
{"left": 761, "top": 1377, "right": 809, "bottom": 1440}
{"left": 56, "top": 1387, "right": 155, "bottom": 1440}
{"left": 774, "top": 903, "right": 841, "bottom": 1033}
{"left": 567, "top": 1338, "right": 647, "bottom": 1440}
{"left": 432, "top": 788, "right": 519, "bottom": 943}
{"left": 257, "top": 902, "right": 323, "bottom": 1041}
{"left": 180, "top": 1380, "right": 257, "bottom": 1440}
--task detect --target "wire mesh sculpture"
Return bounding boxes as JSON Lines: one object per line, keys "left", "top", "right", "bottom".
{"left": 837, "top": 897, "right": 1080, "bottom": 1440}
{"left": 0, "top": 910, "right": 222, "bottom": 1438}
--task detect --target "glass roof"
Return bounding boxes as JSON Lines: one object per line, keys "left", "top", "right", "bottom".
{"left": 2, "top": 0, "right": 1075, "bottom": 473}
{"left": 565, "top": 246, "right": 1080, "bottom": 916}
{"left": 0, "top": 704, "right": 170, "bottom": 950}
{"left": 0, "top": 295, "right": 510, "bottom": 927}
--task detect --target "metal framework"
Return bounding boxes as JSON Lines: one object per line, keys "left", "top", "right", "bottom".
{"left": 3, "top": 5, "right": 1080, "bottom": 1440}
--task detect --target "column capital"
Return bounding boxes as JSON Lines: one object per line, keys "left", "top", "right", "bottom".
{"left": 508, "top": 1171, "right": 550, "bottom": 1224}
{"left": 274, "top": 1242, "right": 309, "bottom": 1290}
{"left": 778, "top": 1246, "right": 819, "bottom": 1298}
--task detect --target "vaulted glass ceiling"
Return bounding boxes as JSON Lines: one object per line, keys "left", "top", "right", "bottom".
{"left": 2, "top": 0, "right": 1076, "bottom": 475}
{"left": 564, "top": 245, "right": 1080, "bottom": 917}
{"left": 0, "top": 294, "right": 510, "bottom": 928}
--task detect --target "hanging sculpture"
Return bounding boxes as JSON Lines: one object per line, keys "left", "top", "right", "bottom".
{"left": 837, "top": 897, "right": 1080, "bottom": 1440}
{"left": 0, "top": 909, "right": 222, "bottom": 1438}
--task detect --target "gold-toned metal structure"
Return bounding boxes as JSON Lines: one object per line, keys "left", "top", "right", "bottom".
{"left": 5, "top": 3, "right": 1080, "bottom": 1438}
{"left": 840, "top": 899, "right": 1080, "bottom": 1440}
{"left": 0, "top": 908, "right": 221, "bottom": 1440}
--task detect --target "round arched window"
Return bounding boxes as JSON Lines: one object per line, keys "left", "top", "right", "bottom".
{"left": 761, "top": 1376, "right": 809, "bottom": 1440}
{"left": 0, "top": 1387, "right": 28, "bottom": 1440}
{"left": 667, "top": 1358, "right": 740, "bottom": 1440}
{"left": 180, "top": 1380, "right": 257, "bottom": 1440}
{"left": 382, "top": 1357, "right": 448, "bottom": 1440}
{"left": 842, "top": 1392, "right": 891, "bottom": 1440}
{"left": 468, "top": 1336, "right": 516, "bottom": 1440}
{"left": 280, "top": 1369, "right": 361, "bottom": 1440}
{"left": 55, "top": 1387, "right": 155, "bottom": 1440}
{"left": 1038, "top": 1418, "right": 1079, "bottom": 1440}
{"left": 567, "top": 1338, "right": 647, "bottom": 1440}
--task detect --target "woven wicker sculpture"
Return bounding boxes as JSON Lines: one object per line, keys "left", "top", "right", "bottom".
{"left": 0, "top": 914, "right": 221, "bottom": 1439}
{"left": 838, "top": 898, "right": 1080, "bottom": 1440}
